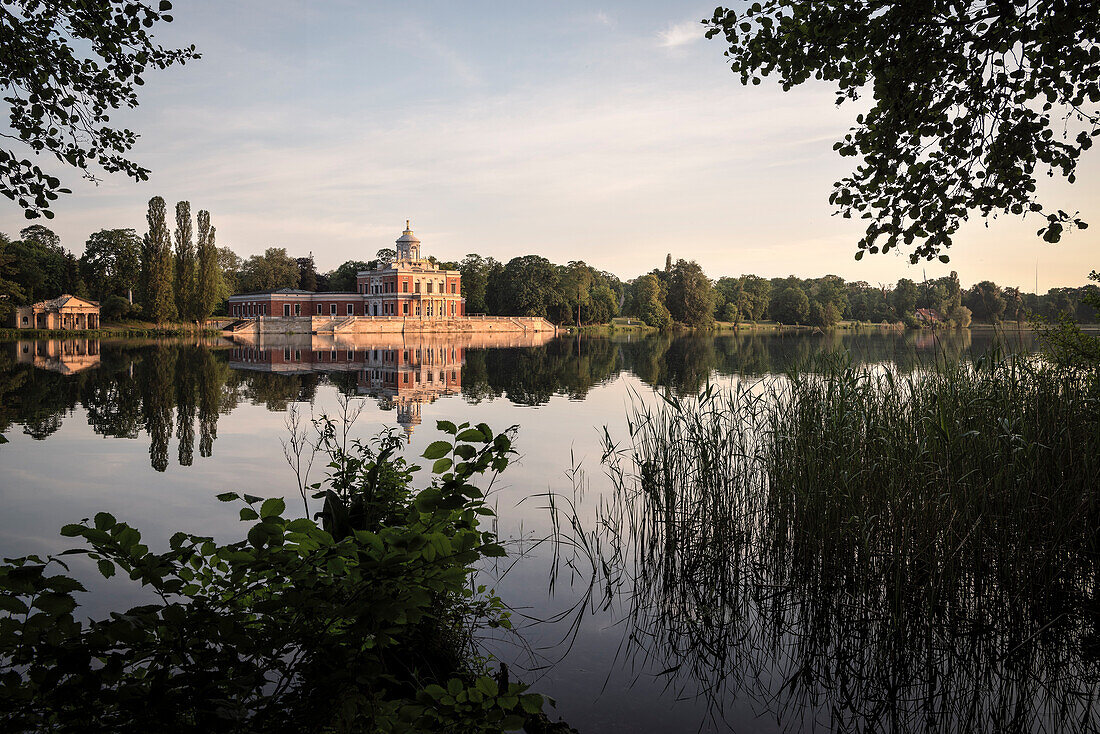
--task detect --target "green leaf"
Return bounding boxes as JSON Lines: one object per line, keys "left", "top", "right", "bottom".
{"left": 247, "top": 524, "right": 268, "bottom": 548}
{"left": 0, "top": 594, "right": 28, "bottom": 614}
{"left": 260, "top": 497, "right": 285, "bottom": 518}
{"left": 59, "top": 524, "right": 85, "bottom": 537}
{"left": 456, "top": 428, "right": 486, "bottom": 442}
{"left": 98, "top": 560, "right": 116, "bottom": 579}
{"left": 216, "top": 492, "right": 239, "bottom": 502}
{"left": 240, "top": 507, "right": 259, "bottom": 521}
{"left": 243, "top": 494, "right": 262, "bottom": 505}
{"left": 432, "top": 458, "right": 453, "bottom": 474}
{"left": 33, "top": 592, "right": 76, "bottom": 616}
{"left": 94, "top": 512, "right": 116, "bottom": 530}
{"left": 423, "top": 441, "right": 451, "bottom": 460}
{"left": 414, "top": 487, "right": 443, "bottom": 512}
{"left": 437, "top": 420, "right": 457, "bottom": 435}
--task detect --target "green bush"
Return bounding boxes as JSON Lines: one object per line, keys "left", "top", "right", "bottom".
{"left": 101, "top": 295, "right": 139, "bottom": 322}
{"left": 0, "top": 420, "right": 546, "bottom": 733}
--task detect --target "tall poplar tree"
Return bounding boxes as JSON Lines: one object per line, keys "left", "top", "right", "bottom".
{"left": 144, "top": 196, "right": 176, "bottom": 323}
{"left": 138, "top": 222, "right": 157, "bottom": 311}
{"left": 195, "top": 210, "right": 219, "bottom": 320}
{"left": 174, "top": 201, "right": 196, "bottom": 320}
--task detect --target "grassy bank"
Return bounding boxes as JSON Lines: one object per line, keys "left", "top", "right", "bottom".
{"left": 0, "top": 321, "right": 223, "bottom": 340}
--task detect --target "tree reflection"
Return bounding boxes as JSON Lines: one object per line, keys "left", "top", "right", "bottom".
{"left": 555, "top": 366, "right": 1097, "bottom": 733}
{"left": 0, "top": 329, "right": 1031, "bottom": 473}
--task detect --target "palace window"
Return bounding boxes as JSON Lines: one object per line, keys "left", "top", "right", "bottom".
{"left": 427, "top": 281, "right": 433, "bottom": 294}
{"left": 403, "top": 281, "right": 409, "bottom": 293}
{"left": 347, "top": 304, "right": 354, "bottom": 315}
{"left": 403, "top": 302, "right": 409, "bottom": 315}
{"left": 316, "top": 303, "right": 322, "bottom": 314}
{"left": 330, "top": 303, "right": 337, "bottom": 315}
{"left": 450, "top": 283, "right": 456, "bottom": 293}
{"left": 295, "top": 303, "right": 301, "bottom": 316}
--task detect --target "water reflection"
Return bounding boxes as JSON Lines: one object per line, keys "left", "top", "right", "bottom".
{"left": 0, "top": 328, "right": 1075, "bottom": 732}
{"left": 551, "top": 355, "right": 1097, "bottom": 733}
{"left": 0, "top": 329, "right": 1035, "bottom": 468}
{"left": 227, "top": 333, "right": 482, "bottom": 440}
{"left": 14, "top": 338, "right": 101, "bottom": 375}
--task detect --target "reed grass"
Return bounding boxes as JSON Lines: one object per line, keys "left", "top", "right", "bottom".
{"left": 574, "top": 351, "right": 1100, "bottom": 732}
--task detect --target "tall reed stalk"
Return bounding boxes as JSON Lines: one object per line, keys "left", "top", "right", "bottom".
{"left": 572, "top": 353, "right": 1100, "bottom": 732}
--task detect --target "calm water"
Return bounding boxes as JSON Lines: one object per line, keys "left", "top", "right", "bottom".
{"left": 1, "top": 328, "right": 1094, "bottom": 733}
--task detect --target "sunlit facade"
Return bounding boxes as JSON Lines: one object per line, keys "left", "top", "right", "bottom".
{"left": 227, "top": 223, "right": 463, "bottom": 319}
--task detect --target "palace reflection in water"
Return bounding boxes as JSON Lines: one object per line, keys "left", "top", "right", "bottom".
{"left": 226, "top": 333, "right": 521, "bottom": 440}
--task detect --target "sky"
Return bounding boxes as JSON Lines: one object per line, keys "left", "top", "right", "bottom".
{"left": 1, "top": 0, "right": 1096, "bottom": 290}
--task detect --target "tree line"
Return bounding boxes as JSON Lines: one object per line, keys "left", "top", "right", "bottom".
{"left": 4, "top": 219, "right": 1096, "bottom": 329}
{"left": 617, "top": 255, "right": 1100, "bottom": 329}
{"left": 0, "top": 197, "right": 227, "bottom": 324}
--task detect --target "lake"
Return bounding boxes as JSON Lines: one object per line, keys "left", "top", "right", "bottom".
{"left": 1, "top": 328, "right": 1094, "bottom": 733}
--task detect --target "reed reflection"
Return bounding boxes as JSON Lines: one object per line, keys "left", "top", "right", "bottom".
{"left": 555, "top": 357, "right": 1098, "bottom": 733}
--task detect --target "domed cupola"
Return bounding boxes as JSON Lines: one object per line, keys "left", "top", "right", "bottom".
{"left": 396, "top": 220, "right": 421, "bottom": 261}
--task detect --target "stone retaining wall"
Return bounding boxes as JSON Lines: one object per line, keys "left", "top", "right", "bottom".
{"left": 227, "top": 316, "right": 557, "bottom": 336}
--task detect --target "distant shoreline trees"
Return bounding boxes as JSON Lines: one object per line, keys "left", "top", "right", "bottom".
{"left": 2, "top": 218, "right": 1097, "bottom": 328}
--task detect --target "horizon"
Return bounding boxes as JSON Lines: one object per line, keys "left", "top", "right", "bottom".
{"left": 0, "top": 0, "right": 1095, "bottom": 291}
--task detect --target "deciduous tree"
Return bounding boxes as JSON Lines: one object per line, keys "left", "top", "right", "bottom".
{"left": 966, "top": 281, "right": 1007, "bottom": 322}
{"left": 195, "top": 210, "right": 219, "bottom": 320}
{"left": 771, "top": 286, "right": 810, "bottom": 325}
{"left": 1, "top": 1, "right": 198, "bottom": 219}
{"left": 174, "top": 201, "right": 196, "bottom": 320}
{"left": 326, "top": 260, "right": 372, "bottom": 293}
{"left": 892, "top": 278, "right": 918, "bottom": 320}
{"left": 0, "top": 234, "right": 26, "bottom": 318}
{"left": 707, "top": 2, "right": 1099, "bottom": 262}
{"left": 80, "top": 229, "right": 141, "bottom": 303}
{"left": 667, "top": 259, "right": 716, "bottom": 327}
{"left": 238, "top": 248, "right": 300, "bottom": 294}
{"left": 143, "top": 196, "right": 176, "bottom": 323}
{"left": 633, "top": 274, "right": 672, "bottom": 329}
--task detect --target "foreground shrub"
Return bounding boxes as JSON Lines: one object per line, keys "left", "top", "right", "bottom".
{"left": 0, "top": 419, "right": 545, "bottom": 733}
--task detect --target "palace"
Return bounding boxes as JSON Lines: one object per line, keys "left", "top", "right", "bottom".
{"left": 227, "top": 222, "right": 464, "bottom": 320}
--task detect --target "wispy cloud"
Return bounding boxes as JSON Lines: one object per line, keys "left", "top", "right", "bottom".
{"left": 592, "top": 11, "right": 613, "bottom": 27}
{"left": 658, "top": 19, "right": 704, "bottom": 48}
